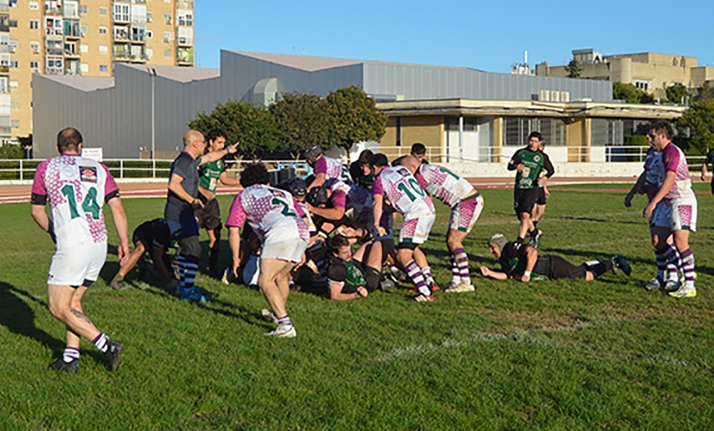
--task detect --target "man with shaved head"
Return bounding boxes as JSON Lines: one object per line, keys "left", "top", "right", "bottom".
{"left": 401, "top": 155, "right": 484, "bottom": 292}
{"left": 165, "top": 129, "right": 238, "bottom": 302}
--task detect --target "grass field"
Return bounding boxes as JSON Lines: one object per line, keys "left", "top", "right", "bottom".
{"left": 1, "top": 185, "right": 713, "bottom": 430}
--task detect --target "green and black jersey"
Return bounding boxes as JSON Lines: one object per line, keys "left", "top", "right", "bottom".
{"left": 198, "top": 160, "right": 225, "bottom": 194}
{"left": 508, "top": 148, "right": 546, "bottom": 189}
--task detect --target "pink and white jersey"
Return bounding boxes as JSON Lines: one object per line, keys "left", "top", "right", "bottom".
{"left": 372, "top": 166, "right": 434, "bottom": 218}
{"left": 313, "top": 156, "right": 352, "bottom": 183}
{"left": 415, "top": 164, "right": 474, "bottom": 208}
{"left": 660, "top": 143, "right": 696, "bottom": 202}
{"left": 226, "top": 184, "right": 309, "bottom": 242}
{"left": 32, "top": 155, "right": 118, "bottom": 247}
{"left": 325, "top": 178, "right": 351, "bottom": 209}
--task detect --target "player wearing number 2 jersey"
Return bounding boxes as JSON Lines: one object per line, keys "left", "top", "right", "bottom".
{"left": 370, "top": 154, "right": 437, "bottom": 302}
{"left": 226, "top": 163, "right": 309, "bottom": 338}
{"left": 31, "top": 128, "right": 129, "bottom": 372}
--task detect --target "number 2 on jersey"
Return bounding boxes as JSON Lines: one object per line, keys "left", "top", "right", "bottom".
{"left": 61, "top": 184, "right": 101, "bottom": 220}
{"left": 271, "top": 197, "right": 298, "bottom": 218}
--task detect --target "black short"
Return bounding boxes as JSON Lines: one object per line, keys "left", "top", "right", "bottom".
{"left": 535, "top": 187, "right": 547, "bottom": 205}
{"left": 195, "top": 198, "right": 222, "bottom": 230}
{"left": 548, "top": 255, "right": 587, "bottom": 280}
{"left": 514, "top": 188, "right": 538, "bottom": 218}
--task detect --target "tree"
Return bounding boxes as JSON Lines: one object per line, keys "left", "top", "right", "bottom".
{"left": 613, "top": 82, "right": 654, "bottom": 104}
{"left": 270, "top": 92, "right": 330, "bottom": 158}
{"left": 677, "top": 99, "right": 714, "bottom": 154}
{"left": 565, "top": 58, "right": 582, "bottom": 78}
{"left": 325, "top": 86, "right": 388, "bottom": 152}
{"left": 695, "top": 82, "right": 712, "bottom": 101}
{"left": 0, "top": 144, "right": 23, "bottom": 159}
{"left": 665, "top": 83, "right": 688, "bottom": 104}
{"left": 189, "top": 100, "right": 283, "bottom": 157}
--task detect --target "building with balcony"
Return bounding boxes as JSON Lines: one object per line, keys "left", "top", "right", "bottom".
{"left": 1, "top": 0, "right": 193, "bottom": 145}
{"left": 535, "top": 49, "right": 714, "bottom": 102}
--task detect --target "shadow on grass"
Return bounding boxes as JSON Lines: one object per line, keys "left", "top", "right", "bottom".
{"left": 0, "top": 281, "right": 64, "bottom": 352}
{"left": 550, "top": 215, "right": 643, "bottom": 225}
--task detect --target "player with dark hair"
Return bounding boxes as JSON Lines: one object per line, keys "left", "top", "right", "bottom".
{"left": 480, "top": 234, "right": 631, "bottom": 282}
{"left": 31, "top": 127, "right": 129, "bottom": 372}
{"left": 194, "top": 128, "right": 241, "bottom": 278}
{"left": 507, "top": 131, "right": 552, "bottom": 246}
{"left": 227, "top": 163, "right": 310, "bottom": 337}
{"left": 304, "top": 145, "right": 352, "bottom": 191}
{"left": 165, "top": 130, "right": 238, "bottom": 302}
{"left": 411, "top": 142, "right": 427, "bottom": 163}
{"left": 644, "top": 120, "right": 698, "bottom": 298}
{"left": 370, "top": 153, "right": 437, "bottom": 302}
{"left": 349, "top": 149, "right": 375, "bottom": 189}
{"left": 400, "top": 155, "right": 484, "bottom": 292}
{"left": 325, "top": 235, "right": 382, "bottom": 300}
{"left": 109, "top": 218, "right": 176, "bottom": 291}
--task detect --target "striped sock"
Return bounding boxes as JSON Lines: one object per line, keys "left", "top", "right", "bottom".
{"left": 278, "top": 315, "right": 293, "bottom": 330}
{"left": 667, "top": 244, "right": 681, "bottom": 281}
{"left": 63, "top": 347, "right": 80, "bottom": 363}
{"left": 405, "top": 260, "right": 430, "bottom": 296}
{"left": 421, "top": 266, "right": 435, "bottom": 286}
{"left": 454, "top": 248, "right": 470, "bottom": 285}
{"left": 450, "top": 254, "right": 461, "bottom": 284}
{"left": 654, "top": 248, "right": 667, "bottom": 280}
{"left": 92, "top": 333, "right": 108, "bottom": 353}
{"left": 680, "top": 248, "right": 695, "bottom": 288}
{"left": 183, "top": 255, "right": 199, "bottom": 290}
{"left": 177, "top": 254, "right": 187, "bottom": 291}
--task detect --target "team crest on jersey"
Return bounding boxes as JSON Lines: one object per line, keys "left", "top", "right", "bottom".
{"left": 534, "top": 155, "right": 541, "bottom": 162}
{"left": 79, "top": 166, "right": 98, "bottom": 183}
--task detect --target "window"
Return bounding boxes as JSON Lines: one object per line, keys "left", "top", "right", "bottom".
{"left": 0, "top": 77, "right": 7, "bottom": 93}
{"left": 146, "top": 30, "right": 152, "bottom": 38}
{"left": 11, "top": 100, "right": 20, "bottom": 110}
{"left": 45, "top": 17, "right": 63, "bottom": 36}
{"left": 145, "top": 48, "right": 152, "bottom": 59}
{"left": 10, "top": 60, "right": 18, "bottom": 68}
{"left": 30, "top": 41, "right": 40, "bottom": 54}
{"left": 99, "top": 64, "right": 108, "bottom": 72}
{"left": 64, "top": 42, "right": 76, "bottom": 55}
{"left": 163, "top": 31, "right": 171, "bottom": 42}
{"left": 9, "top": 20, "right": 17, "bottom": 28}
{"left": 99, "top": 45, "right": 108, "bottom": 54}
{"left": 177, "top": 11, "right": 192, "bottom": 27}
{"left": 30, "top": 61, "right": 39, "bottom": 69}
{"left": 80, "top": 63, "right": 88, "bottom": 73}
{"left": 147, "top": 12, "right": 152, "bottom": 22}
{"left": 99, "top": 7, "right": 108, "bottom": 16}
{"left": 99, "top": 26, "right": 107, "bottom": 34}
{"left": 11, "top": 120, "right": 19, "bottom": 128}
{"left": 79, "top": 5, "right": 87, "bottom": 14}
{"left": 29, "top": 1, "right": 39, "bottom": 10}
{"left": 164, "top": 13, "right": 171, "bottom": 24}
{"left": 80, "top": 24, "right": 87, "bottom": 35}
{"left": 113, "top": 3, "right": 129, "bottom": 21}
{"left": 80, "top": 44, "right": 87, "bottom": 53}
{"left": 164, "top": 49, "right": 171, "bottom": 57}
{"left": 30, "top": 20, "right": 39, "bottom": 30}
{"left": 63, "top": 0, "right": 78, "bottom": 17}
{"left": 46, "top": 38, "right": 63, "bottom": 55}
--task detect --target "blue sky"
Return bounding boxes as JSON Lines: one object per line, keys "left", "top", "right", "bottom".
{"left": 194, "top": 0, "right": 714, "bottom": 73}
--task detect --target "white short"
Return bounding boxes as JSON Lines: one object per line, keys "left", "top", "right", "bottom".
{"left": 449, "top": 194, "right": 484, "bottom": 233}
{"left": 398, "top": 213, "right": 436, "bottom": 245}
{"left": 652, "top": 199, "right": 697, "bottom": 231}
{"left": 48, "top": 241, "right": 107, "bottom": 286}
{"left": 261, "top": 238, "right": 308, "bottom": 262}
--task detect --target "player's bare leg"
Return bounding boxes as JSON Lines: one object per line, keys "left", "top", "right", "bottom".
{"left": 258, "top": 258, "right": 297, "bottom": 337}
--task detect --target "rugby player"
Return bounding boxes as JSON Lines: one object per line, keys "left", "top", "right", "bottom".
{"left": 31, "top": 127, "right": 129, "bottom": 372}
{"left": 226, "top": 163, "right": 310, "bottom": 337}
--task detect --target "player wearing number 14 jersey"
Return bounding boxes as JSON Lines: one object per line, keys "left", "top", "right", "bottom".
{"left": 370, "top": 154, "right": 437, "bottom": 302}
{"left": 226, "top": 163, "right": 309, "bottom": 338}
{"left": 31, "top": 127, "right": 130, "bottom": 372}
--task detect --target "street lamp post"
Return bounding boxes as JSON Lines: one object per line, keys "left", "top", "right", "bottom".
{"left": 148, "top": 67, "right": 157, "bottom": 178}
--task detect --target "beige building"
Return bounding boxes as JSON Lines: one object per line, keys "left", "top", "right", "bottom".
{"left": 0, "top": 0, "right": 193, "bottom": 145}
{"left": 536, "top": 49, "right": 714, "bottom": 102}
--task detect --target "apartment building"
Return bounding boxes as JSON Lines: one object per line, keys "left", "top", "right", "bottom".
{"left": 0, "top": 0, "right": 193, "bottom": 145}
{"left": 535, "top": 49, "right": 714, "bottom": 101}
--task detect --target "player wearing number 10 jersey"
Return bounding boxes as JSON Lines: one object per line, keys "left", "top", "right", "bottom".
{"left": 31, "top": 127, "right": 130, "bottom": 372}
{"left": 226, "top": 163, "right": 309, "bottom": 338}
{"left": 370, "top": 154, "right": 437, "bottom": 302}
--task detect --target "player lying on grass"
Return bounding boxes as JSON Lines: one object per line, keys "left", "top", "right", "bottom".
{"left": 110, "top": 218, "right": 176, "bottom": 291}
{"left": 479, "top": 234, "right": 631, "bottom": 282}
